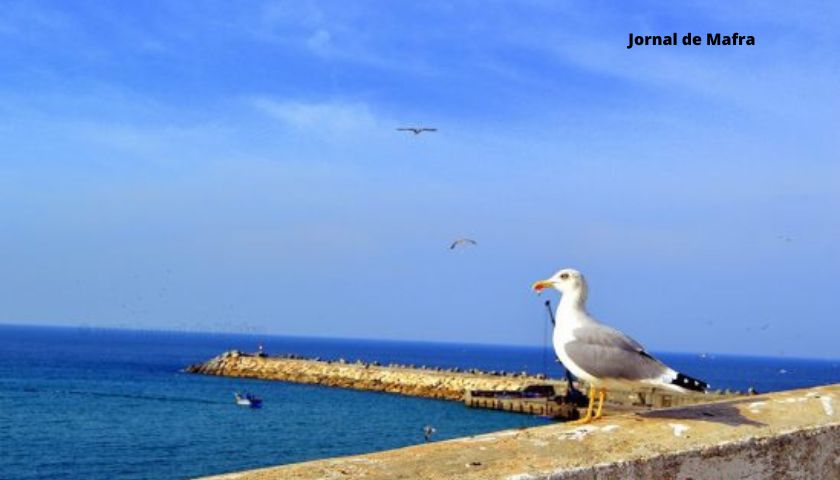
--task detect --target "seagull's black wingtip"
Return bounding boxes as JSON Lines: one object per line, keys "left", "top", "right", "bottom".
{"left": 671, "top": 372, "right": 709, "bottom": 392}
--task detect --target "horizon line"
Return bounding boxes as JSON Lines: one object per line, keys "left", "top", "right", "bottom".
{"left": 2, "top": 321, "right": 837, "bottom": 362}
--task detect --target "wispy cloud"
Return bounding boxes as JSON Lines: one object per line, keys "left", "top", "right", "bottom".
{"left": 0, "top": 2, "right": 74, "bottom": 39}
{"left": 244, "top": 1, "right": 444, "bottom": 75}
{"left": 249, "top": 98, "right": 381, "bottom": 134}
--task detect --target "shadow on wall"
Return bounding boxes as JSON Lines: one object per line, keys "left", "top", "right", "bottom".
{"left": 637, "top": 399, "right": 766, "bottom": 427}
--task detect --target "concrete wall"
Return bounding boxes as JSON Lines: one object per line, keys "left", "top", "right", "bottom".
{"left": 547, "top": 424, "right": 838, "bottom": 480}
{"left": 198, "top": 384, "right": 839, "bottom": 480}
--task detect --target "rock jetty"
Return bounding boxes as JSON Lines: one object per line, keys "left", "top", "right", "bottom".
{"left": 185, "top": 350, "right": 557, "bottom": 401}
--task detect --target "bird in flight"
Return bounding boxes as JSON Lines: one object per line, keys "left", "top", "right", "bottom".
{"left": 532, "top": 268, "right": 708, "bottom": 424}
{"left": 449, "top": 238, "right": 477, "bottom": 250}
{"left": 397, "top": 127, "right": 437, "bottom": 135}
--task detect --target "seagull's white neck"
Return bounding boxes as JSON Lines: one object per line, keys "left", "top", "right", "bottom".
{"left": 554, "top": 288, "right": 591, "bottom": 333}
{"left": 558, "top": 289, "right": 587, "bottom": 311}
{"left": 556, "top": 281, "right": 589, "bottom": 317}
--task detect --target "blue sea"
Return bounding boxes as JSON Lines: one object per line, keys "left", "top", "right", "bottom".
{"left": 1, "top": 325, "right": 838, "bottom": 480}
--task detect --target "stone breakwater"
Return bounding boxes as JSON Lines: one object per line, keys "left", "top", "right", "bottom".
{"left": 185, "top": 350, "right": 559, "bottom": 401}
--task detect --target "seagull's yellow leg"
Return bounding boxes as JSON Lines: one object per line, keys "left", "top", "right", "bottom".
{"left": 570, "top": 384, "right": 596, "bottom": 424}
{"left": 593, "top": 388, "right": 607, "bottom": 420}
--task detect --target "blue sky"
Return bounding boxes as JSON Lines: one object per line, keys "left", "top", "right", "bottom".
{"left": 1, "top": 1, "right": 838, "bottom": 358}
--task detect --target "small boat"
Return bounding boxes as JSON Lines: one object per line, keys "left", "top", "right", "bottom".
{"left": 234, "top": 392, "right": 262, "bottom": 408}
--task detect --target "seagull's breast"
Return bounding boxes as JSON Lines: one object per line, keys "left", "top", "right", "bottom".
{"left": 552, "top": 311, "right": 598, "bottom": 383}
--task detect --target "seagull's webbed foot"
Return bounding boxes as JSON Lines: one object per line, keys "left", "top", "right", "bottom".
{"left": 571, "top": 414, "right": 593, "bottom": 425}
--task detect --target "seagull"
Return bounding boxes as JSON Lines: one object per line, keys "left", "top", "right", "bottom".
{"left": 397, "top": 127, "right": 437, "bottom": 135}
{"left": 449, "top": 238, "right": 477, "bottom": 250}
{"left": 532, "top": 268, "right": 709, "bottom": 423}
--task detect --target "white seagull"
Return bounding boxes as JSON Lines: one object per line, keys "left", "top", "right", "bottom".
{"left": 532, "top": 268, "right": 708, "bottom": 423}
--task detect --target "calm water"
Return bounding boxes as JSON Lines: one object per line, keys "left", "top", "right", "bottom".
{"left": 1, "top": 325, "right": 838, "bottom": 480}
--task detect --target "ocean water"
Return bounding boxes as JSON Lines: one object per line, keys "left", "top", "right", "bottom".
{"left": 1, "top": 325, "right": 838, "bottom": 480}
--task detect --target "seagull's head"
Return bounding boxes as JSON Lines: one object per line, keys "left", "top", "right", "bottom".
{"left": 532, "top": 268, "right": 586, "bottom": 295}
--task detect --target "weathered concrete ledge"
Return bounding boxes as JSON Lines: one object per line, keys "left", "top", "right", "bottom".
{"left": 198, "top": 383, "right": 839, "bottom": 480}
{"left": 186, "top": 350, "right": 555, "bottom": 401}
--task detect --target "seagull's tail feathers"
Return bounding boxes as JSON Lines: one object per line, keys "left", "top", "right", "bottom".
{"left": 663, "top": 369, "right": 709, "bottom": 393}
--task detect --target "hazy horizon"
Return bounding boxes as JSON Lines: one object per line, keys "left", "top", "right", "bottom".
{"left": 2, "top": 321, "right": 839, "bottom": 362}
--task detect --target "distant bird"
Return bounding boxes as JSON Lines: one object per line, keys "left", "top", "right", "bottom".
{"left": 532, "top": 268, "right": 709, "bottom": 424}
{"left": 449, "top": 238, "right": 477, "bottom": 250}
{"left": 397, "top": 127, "right": 437, "bottom": 135}
{"left": 777, "top": 235, "right": 793, "bottom": 243}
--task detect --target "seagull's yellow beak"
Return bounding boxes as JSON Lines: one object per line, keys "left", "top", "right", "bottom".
{"left": 531, "top": 279, "right": 553, "bottom": 293}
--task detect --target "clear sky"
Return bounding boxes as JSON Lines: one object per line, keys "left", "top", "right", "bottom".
{"left": 1, "top": 1, "right": 838, "bottom": 358}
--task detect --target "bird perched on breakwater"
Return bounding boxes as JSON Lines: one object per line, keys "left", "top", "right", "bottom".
{"left": 532, "top": 268, "right": 708, "bottom": 423}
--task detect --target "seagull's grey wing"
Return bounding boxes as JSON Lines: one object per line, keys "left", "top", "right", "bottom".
{"left": 450, "top": 238, "right": 475, "bottom": 249}
{"left": 564, "top": 324, "right": 669, "bottom": 381}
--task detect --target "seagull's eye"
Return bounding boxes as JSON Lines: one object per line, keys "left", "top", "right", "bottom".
{"left": 559, "top": 273, "right": 570, "bottom": 280}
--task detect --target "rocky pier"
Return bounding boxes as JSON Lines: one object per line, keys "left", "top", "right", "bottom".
{"left": 185, "top": 350, "right": 557, "bottom": 401}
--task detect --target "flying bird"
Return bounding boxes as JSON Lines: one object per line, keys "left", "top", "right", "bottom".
{"left": 397, "top": 127, "right": 437, "bottom": 135}
{"left": 532, "top": 268, "right": 708, "bottom": 424}
{"left": 449, "top": 238, "right": 477, "bottom": 250}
